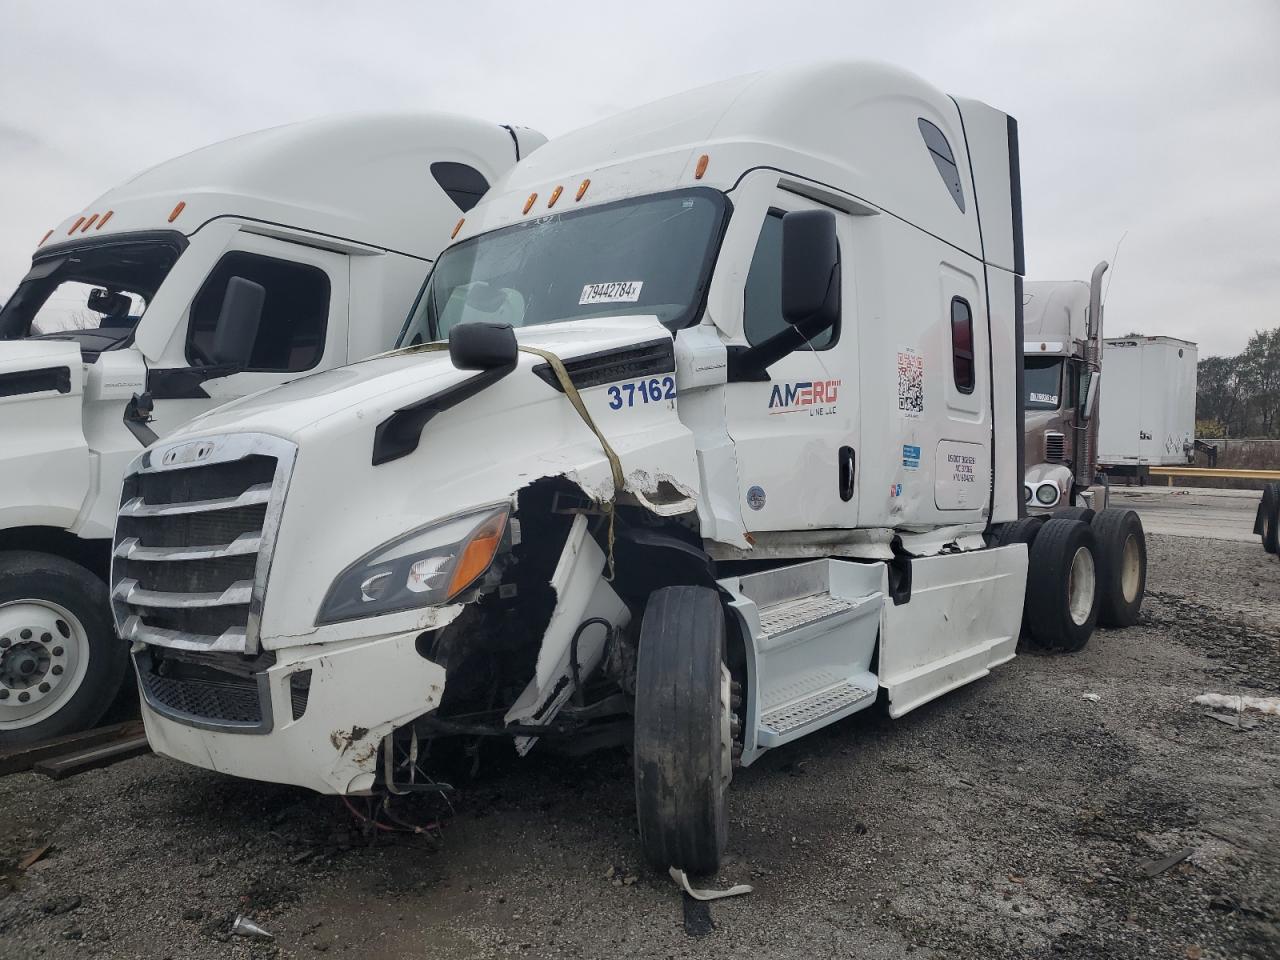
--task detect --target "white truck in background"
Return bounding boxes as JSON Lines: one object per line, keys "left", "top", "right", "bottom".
{"left": 111, "top": 63, "right": 1133, "bottom": 874}
{"left": 1096, "top": 335, "right": 1198, "bottom": 472}
{"left": 0, "top": 114, "right": 544, "bottom": 745}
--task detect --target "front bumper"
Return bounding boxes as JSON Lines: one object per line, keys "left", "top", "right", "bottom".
{"left": 137, "top": 629, "right": 445, "bottom": 795}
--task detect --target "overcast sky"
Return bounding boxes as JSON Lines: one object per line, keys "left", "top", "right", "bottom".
{"left": 3, "top": 0, "right": 1277, "bottom": 356}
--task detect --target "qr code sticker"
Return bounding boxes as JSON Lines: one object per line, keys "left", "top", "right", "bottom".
{"left": 897, "top": 349, "right": 923, "bottom": 418}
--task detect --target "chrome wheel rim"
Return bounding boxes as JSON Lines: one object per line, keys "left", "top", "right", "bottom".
{"left": 0, "top": 600, "right": 90, "bottom": 729}
{"left": 1068, "top": 547, "right": 1097, "bottom": 627}
{"left": 1120, "top": 534, "right": 1141, "bottom": 604}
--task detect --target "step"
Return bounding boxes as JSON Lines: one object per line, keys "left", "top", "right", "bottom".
{"left": 757, "top": 592, "right": 861, "bottom": 637}
{"left": 758, "top": 676, "right": 877, "bottom": 745}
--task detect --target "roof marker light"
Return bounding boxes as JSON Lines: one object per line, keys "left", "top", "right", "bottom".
{"left": 451, "top": 217, "right": 465, "bottom": 239}
{"left": 575, "top": 179, "right": 590, "bottom": 201}
{"left": 69, "top": 216, "right": 86, "bottom": 234}
{"left": 522, "top": 193, "right": 538, "bottom": 214}
{"left": 97, "top": 210, "right": 113, "bottom": 229}
{"left": 38, "top": 229, "right": 53, "bottom": 247}
{"left": 168, "top": 201, "right": 186, "bottom": 223}
{"left": 694, "top": 154, "right": 709, "bottom": 179}
{"left": 547, "top": 185, "right": 563, "bottom": 208}
{"left": 80, "top": 213, "right": 99, "bottom": 232}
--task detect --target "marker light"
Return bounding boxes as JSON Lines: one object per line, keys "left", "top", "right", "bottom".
{"left": 168, "top": 201, "right": 186, "bottom": 223}
{"left": 451, "top": 217, "right": 465, "bottom": 239}
{"left": 69, "top": 216, "right": 85, "bottom": 235}
{"left": 575, "top": 179, "right": 590, "bottom": 201}
{"left": 547, "top": 185, "right": 563, "bottom": 208}
{"left": 694, "top": 154, "right": 709, "bottom": 179}
{"left": 97, "top": 210, "right": 113, "bottom": 229}
{"left": 80, "top": 213, "right": 99, "bottom": 232}
{"left": 1035, "top": 482, "right": 1060, "bottom": 506}
{"left": 523, "top": 193, "right": 537, "bottom": 214}
{"left": 38, "top": 229, "right": 53, "bottom": 247}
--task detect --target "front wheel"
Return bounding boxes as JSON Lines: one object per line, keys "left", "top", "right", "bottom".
{"left": 633, "top": 585, "right": 731, "bottom": 876}
{"left": 1260, "top": 483, "right": 1280, "bottom": 555}
{"left": 0, "top": 551, "right": 127, "bottom": 747}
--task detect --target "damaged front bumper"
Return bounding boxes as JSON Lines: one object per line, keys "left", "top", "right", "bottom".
{"left": 136, "top": 629, "right": 445, "bottom": 795}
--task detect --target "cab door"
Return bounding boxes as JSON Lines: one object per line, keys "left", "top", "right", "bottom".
{"left": 723, "top": 190, "right": 860, "bottom": 533}
{"left": 148, "top": 232, "right": 351, "bottom": 435}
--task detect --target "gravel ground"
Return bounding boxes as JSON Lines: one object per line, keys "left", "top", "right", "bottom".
{"left": 2, "top": 533, "right": 1278, "bottom": 960}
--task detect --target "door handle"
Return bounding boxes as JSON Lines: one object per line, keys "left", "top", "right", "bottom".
{"left": 839, "top": 446, "right": 855, "bottom": 502}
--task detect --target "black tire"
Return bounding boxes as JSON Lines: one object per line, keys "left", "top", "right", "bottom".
{"left": 0, "top": 551, "right": 127, "bottom": 747}
{"left": 1091, "top": 508, "right": 1147, "bottom": 627}
{"left": 1261, "top": 483, "right": 1280, "bottom": 555}
{"left": 1025, "top": 519, "right": 1099, "bottom": 653}
{"left": 1253, "top": 483, "right": 1273, "bottom": 537}
{"left": 634, "top": 585, "right": 729, "bottom": 876}
{"left": 993, "top": 517, "right": 1043, "bottom": 548}
{"left": 1055, "top": 505, "right": 1096, "bottom": 525}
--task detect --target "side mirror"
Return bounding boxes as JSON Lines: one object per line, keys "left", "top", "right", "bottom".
{"left": 210, "top": 276, "right": 266, "bottom": 368}
{"left": 448, "top": 321, "right": 518, "bottom": 371}
{"left": 781, "top": 209, "right": 839, "bottom": 332}
{"left": 1082, "top": 372, "right": 1099, "bottom": 421}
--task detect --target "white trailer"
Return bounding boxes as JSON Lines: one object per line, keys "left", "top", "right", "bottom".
{"left": 1096, "top": 336, "right": 1198, "bottom": 469}
{"left": 0, "top": 114, "right": 543, "bottom": 745}
{"left": 110, "top": 63, "right": 1116, "bottom": 874}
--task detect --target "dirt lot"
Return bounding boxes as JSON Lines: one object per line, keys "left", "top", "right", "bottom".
{"left": 2, "top": 532, "right": 1278, "bottom": 960}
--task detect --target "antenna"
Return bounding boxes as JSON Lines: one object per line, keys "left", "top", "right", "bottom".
{"left": 1102, "top": 230, "right": 1127, "bottom": 307}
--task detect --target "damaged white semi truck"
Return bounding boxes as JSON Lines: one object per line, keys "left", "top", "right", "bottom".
{"left": 0, "top": 114, "right": 543, "bottom": 745}
{"left": 112, "top": 63, "right": 1107, "bottom": 873}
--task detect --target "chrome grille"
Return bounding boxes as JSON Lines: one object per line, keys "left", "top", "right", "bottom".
{"left": 1045, "top": 432, "right": 1066, "bottom": 463}
{"left": 111, "top": 434, "right": 297, "bottom": 654}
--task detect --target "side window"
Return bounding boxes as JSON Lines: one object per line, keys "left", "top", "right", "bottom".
{"left": 950, "top": 297, "right": 975, "bottom": 394}
{"left": 431, "top": 162, "right": 490, "bottom": 212}
{"left": 743, "top": 210, "right": 837, "bottom": 349}
{"left": 918, "top": 118, "right": 965, "bottom": 212}
{"left": 187, "top": 252, "right": 330, "bottom": 372}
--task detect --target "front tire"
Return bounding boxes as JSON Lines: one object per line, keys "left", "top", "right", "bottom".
{"left": 1025, "top": 519, "right": 1099, "bottom": 653}
{"left": 0, "top": 551, "right": 127, "bottom": 747}
{"left": 1260, "top": 483, "right": 1280, "bottom": 555}
{"left": 633, "top": 585, "right": 730, "bottom": 876}
{"left": 1091, "top": 509, "right": 1147, "bottom": 627}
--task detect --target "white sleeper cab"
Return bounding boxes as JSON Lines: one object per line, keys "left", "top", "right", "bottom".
{"left": 112, "top": 63, "right": 1118, "bottom": 874}
{"left": 0, "top": 114, "right": 543, "bottom": 745}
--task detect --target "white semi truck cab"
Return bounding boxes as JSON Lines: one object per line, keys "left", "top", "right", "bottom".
{"left": 111, "top": 63, "right": 1119, "bottom": 873}
{"left": 0, "top": 114, "right": 544, "bottom": 745}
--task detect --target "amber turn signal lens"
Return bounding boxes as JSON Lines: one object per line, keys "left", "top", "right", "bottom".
{"left": 80, "top": 213, "right": 99, "bottom": 232}
{"left": 38, "top": 229, "right": 53, "bottom": 246}
{"left": 68, "top": 216, "right": 86, "bottom": 234}
{"left": 451, "top": 217, "right": 465, "bottom": 239}
{"left": 446, "top": 511, "right": 508, "bottom": 600}
{"left": 694, "top": 154, "right": 709, "bottom": 179}
{"left": 168, "top": 201, "right": 186, "bottom": 222}
{"left": 522, "top": 193, "right": 538, "bottom": 214}
{"left": 575, "top": 179, "right": 590, "bottom": 201}
{"left": 547, "top": 185, "right": 563, "bottom": 208}
{"left": 97, "top": 210, "right": 113, "bottom": 229}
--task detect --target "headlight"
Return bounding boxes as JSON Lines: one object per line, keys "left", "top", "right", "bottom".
{"left": 1035, "top": 482, "right": 1061, "bottom": 506}
{"left": 1024, "top": 484, "right": 1033, "bottom": 505}
{"left": 318, "top": 504, "right": 510, "bottom": 624}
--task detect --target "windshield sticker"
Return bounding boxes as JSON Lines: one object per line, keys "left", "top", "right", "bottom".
{"left": 1030, "top": 392, "right": 1059, "bottom": 404}
{"left": 580, "top": 281, "right": 644, "bottom": 305}
{"left": 897, "top": 349, "right": 923, "bottom": 418}
{"left": 902, "top": 444, "right": 921, "bottom": 470}
{"left": 768, "top": 379, "right": 840, "bottom": 416}
{"left": 607, "top": 376, "right": 676, "bottom": 409}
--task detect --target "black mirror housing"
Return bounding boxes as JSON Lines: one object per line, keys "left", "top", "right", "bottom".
{"left": 210, "top": 276, "right": 266, "bottom": 368}
{"left": 448, "top": 322, "right": 518, "bottom": 371}
{"left": 781, "top": 209, "right": 839, "bottom": 329}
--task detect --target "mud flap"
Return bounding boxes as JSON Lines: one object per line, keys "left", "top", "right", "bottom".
{"left": 504, "top": 514, "right": 630, "bottom": 752}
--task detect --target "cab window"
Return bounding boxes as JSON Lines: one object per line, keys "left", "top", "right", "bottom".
{"left": 743, "top": 210, "right": 837, "bottom": 349}
{"left": 187, "top": 252, "right": 330, "bottom": 372}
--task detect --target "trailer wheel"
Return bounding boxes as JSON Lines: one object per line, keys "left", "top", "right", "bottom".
{"left": 634, "top": 585, "right": 730, "bottom": 876}
{"left": 1055, "top": 506, "right": 1096, "bottom": 525}
{"left": 1091, "top": 509, "right": 1147, "bottom": 627}
{"left": 1260, "top": 483, "right": 1280, "bottom": 555}
{"left": 0, "top": 551, "right": 126, "bottom": 747}
{"left": 1025, "top": 519, "right": 1099, "bottom": 653}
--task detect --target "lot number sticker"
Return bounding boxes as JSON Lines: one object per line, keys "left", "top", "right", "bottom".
{"left": 580, "top": 281, "right": 643, "bottom": 305}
